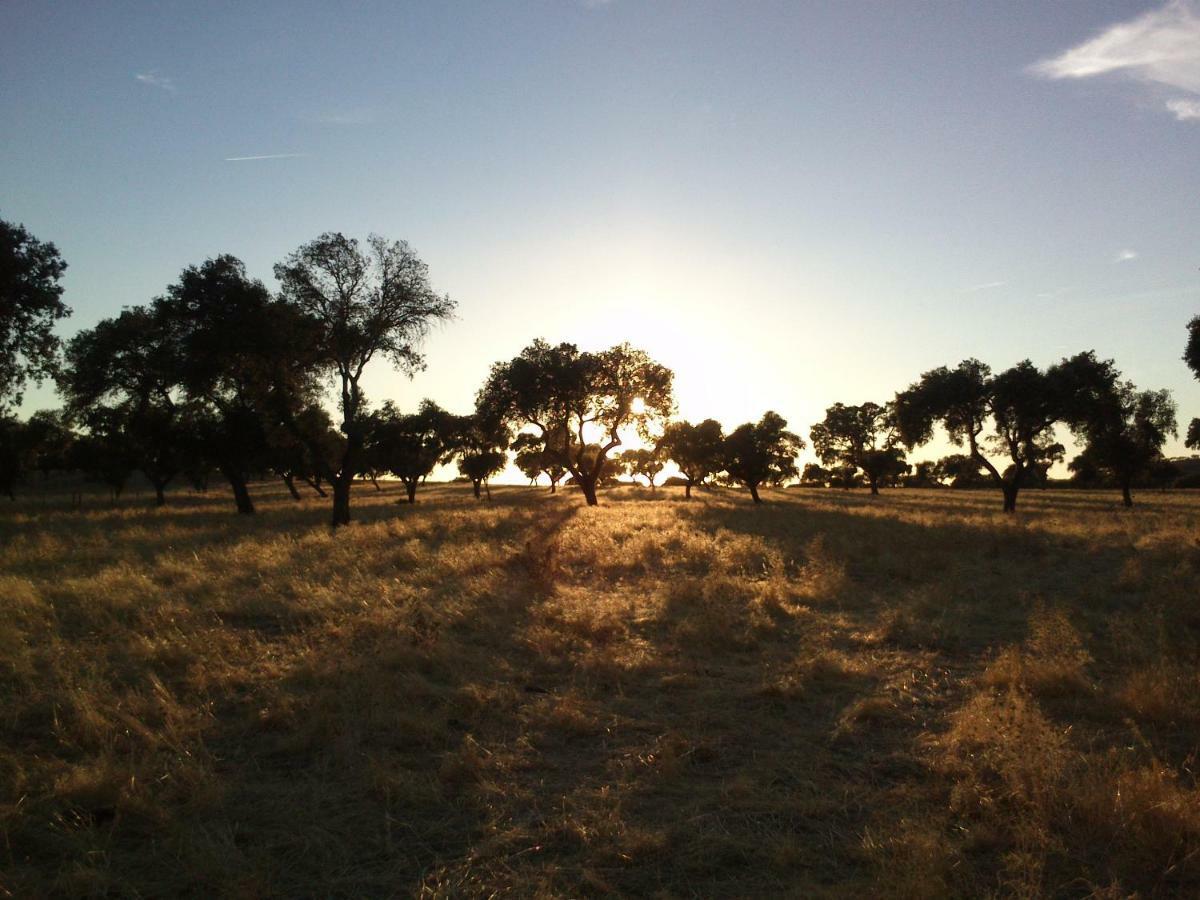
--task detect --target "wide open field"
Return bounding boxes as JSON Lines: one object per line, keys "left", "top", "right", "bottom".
{"left": 2, "top": 482, "right": 1200, "bottom": 897}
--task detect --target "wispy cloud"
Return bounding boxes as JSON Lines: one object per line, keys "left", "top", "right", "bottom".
{"left": 1114, "top": 248, "right": 1139, "bottom": 263}
{"left": 965, "top": 280, "right": 1006, "bottom": 292}
{"left": 224, "top": 153, "right": 308, "bottom": 162}
{"left": 135, "top": 72, "right": 176, "bottom": 93}
{"left": 1030, "top": 0, "right": 1200, "bottom": 120}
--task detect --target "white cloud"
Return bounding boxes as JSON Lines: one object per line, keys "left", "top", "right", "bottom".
{"left": 1030, "top": 0, "right": 1200, "bottom": 120}
{"left": 1114, "top": 248, "right": 1139, "bottom": 263}
{"left": 224, "top": 153, "right": 308, "bottom": 161}
{"left": 1167, "top": 96, "right": 1200, "bottom": 118}
{"left": 134, "top": 72, "right": 176, "bottom": 93}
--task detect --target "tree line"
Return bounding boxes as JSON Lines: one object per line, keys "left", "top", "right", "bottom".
{"left": 3, "top": 214, "right": 1199, "bottom": 520}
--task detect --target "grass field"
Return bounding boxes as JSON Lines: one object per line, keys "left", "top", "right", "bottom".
{"left": 2, "top": 481, "right": 1200, "bottom": 897}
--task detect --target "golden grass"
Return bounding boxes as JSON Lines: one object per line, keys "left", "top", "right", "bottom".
{"left": 1, "top": 481, "right": 1199, "bottom": 896}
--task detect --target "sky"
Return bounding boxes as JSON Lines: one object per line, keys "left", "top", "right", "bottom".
{"left": 3, "top": 0, "right": 1199, "bottom": 475}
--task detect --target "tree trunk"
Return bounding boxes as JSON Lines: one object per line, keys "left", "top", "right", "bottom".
{"left": 580, "top": 477, "right": 599, "bottom": 506}
{"left": 331, "top": 477, "right": 351, "bottom": 527}
{"left": 402, "top": 480, "right": 416, "bottom": 504}
{"left": 484, "top": 480, "right": 492, "bottom": 502}
{"left": 749, "top": 483, "right": 762, "bottom": 504}
{"left": 1121, "top": 480, "right": 1133, "bottom": 508}
{"left": 371, "top": 475, "right": 381, "bottom": 492}
{"left": 472, "top": 479, "right": 481, "bottom": 499}
{"left": 153, "top": 481, "right": 167, "bottom": 506}
{"left": 302, "top": 475, "right": 327, "bottom": 498}
{"left": 223, "top": 468, "right": 255, "bottom": 515}
{"left": 283, "top": 473, "right": 302, "bottom": 500}
{"left": 550, "top": 480, "right": 557, "bottom": 494}
{"left": 1002, "top": 483, "right": 1018, "bottom": 513}
{"left": 868, "top": 475, "right": 879, "bottom": 496}
{"left": 685, "top": 481, "right": 693, "bottom": 499}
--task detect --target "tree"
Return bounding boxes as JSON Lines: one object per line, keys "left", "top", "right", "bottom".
{"left": 621, "top": 446, "right": 665, "bottom": 489}
{"left": 1056, "top": 351, "right": 1176, "bottom": 506}
{"left": 809, "top": 402, "right": 906, "bottom": 496}
{"left": 893, "top": 358, "right": 1067, "bottom": 512}
{"left": 512, "top": 432, "right": 566, "bottom": 491}
{"left": 800, "top": 462, "right": 830, "bottom": 487}
{"left": 934, "top": 453, "right": 987, "bottom": 488}
{"left": 453, "top": 411, "right": 510, "bottom": 500}
{"left": 1, "top": 217, "right": 70, "bottom": 410}
{"left": 0, "top": 416, "right": 24, "bottom": 499}
{"left": 373, "top": 400, "right": 455, "bottom": 504}
{"left": 160, "top": 255, "right": 327, "bottom": 515}
{"left": 722, "top": 411, "right": 804, "bottom": 503}
{"left": 1187, "top": 315, "right": 1200, "bottom": 455}
{"left": 59, "top": 306, "right": 187, "bottom": 507}
{"left": 478, "top": 340, "right": 673, "bottom": 506}
{"left": 659, "top": 419, "right": 724, "bottom": 499}
{"left": 275, "top": 233, "right": 455, "bottom": 526}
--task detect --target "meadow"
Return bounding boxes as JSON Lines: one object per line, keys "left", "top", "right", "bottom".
{"left": 2, "top": 481, "right": 1200, "bottom": 897}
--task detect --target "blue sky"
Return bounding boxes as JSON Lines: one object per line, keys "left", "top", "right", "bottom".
{"left": 3, "top": 0, "right": 1199, "bottom": 464}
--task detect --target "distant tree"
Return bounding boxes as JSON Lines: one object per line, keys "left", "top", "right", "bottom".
{"left": 893, "top": 358, "right": 1069, "bottom": 512}
{"left": 512, "top": 432, "right": 566, "bottom": 491}
{"left": 800, "top": 462, "right": 830, "bottom": 487}
{"left": 453, "top": 411, "right": 510, "bottom": 500}
{"left": 809, "top": 402, "right": 904, "bottom": 496}
{"left": 69, "top": 408, "right": 137, "bottom": 500}
{"left": 659, "top": 419, "right": 724, "bottom": 499}
{"left": 22, "top": 409, "right": 75, "bottom": 481}
{"left": 374, "top": 400, "right": 455, "bottom": 504}
{"left": 903, "top": 460, "right": 941, "bottom": 488}
{"left": 722, "top": 411, "right": 804, "bottom": 503}
{"left": 59, "top": 306, "right": 186, "bottom": 507}
{"left": 622, "top": 446, "right": 665, "bottom": 489}
{"left": 1, "top": 217, "right": 70, "bottom": 410}
{"left": 829, "top": 464, "right": 863, "bottom": 489}
{"left": 275, "top": 233, "right": 455, "bottom": 526}
{"left": 478, "top": 340, "right": 673, "bottom": 506}
{"left": 931, "top": 454, "right": 983, "bottom": 488}
{"left": 1187, "top": 315, "right": 1200, "bottom": 454}
{"left": 1068, "top": 452, "right": 1104, "bottom": 487}
{"left": 0, "top": 415, "right": 24, "bottom": 498}
{"left": 1147, "top": 458, "right": 1182, "bottom": 490}
{"left": 1057, "top": 351, "right": 1177, "bottom": 506}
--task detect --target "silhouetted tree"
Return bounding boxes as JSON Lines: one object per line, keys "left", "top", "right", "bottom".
{"left": 902, "top": 460, "right": 941, "bottom": 488}
{"left": 70, "top": 408, "right": 136, "bottom": 500}
{"left": 934, "top": 453, "right": 987, "bottom": 488}
{"left": 722, "top": 411, "right": 804, "bottom": 503}
{"left": 453, "top": 411, "right": 509, "bottom": 500}
{"left": 0, "top": 415, "right": 24, "bottom": 498}
{"left": 809, "top": 402, "right": 903, "bottom": 496}
{"left": 512, "top": 432, "right": 566, "bottom": 491}
{"left": 659, "top": 418, "right": 724, "bottom": 499}
{"left": 59, "top": 306, "right": 186, "bottom": 507}
{"left": 893, "top": 358, "right": 1067, "bottom": 512}
{"left": 22, "top": 409, "right": 75, "bottom": 481}
{"left": 800, "top": 462, "right": 831, "bottom": 487}
{"left": 374, "top": 400, "right": 455, "bottom": 504}
{"left": 1056, "top": 352, "right": 1176, "bottom": 506}
{"left": 621, "top": 446, "right": 664, "bottom": 489}
{"left": 1, "top": 217, "right": 70, "bottom": 410}
{"left": 1187, "top": 315, "right": 1200, "bottom": 454}
{"left": 275, "top": 233, "right": 454, "bottom": 526}
{"left": 478, "top": 340, "right": 673, "bottom": 506}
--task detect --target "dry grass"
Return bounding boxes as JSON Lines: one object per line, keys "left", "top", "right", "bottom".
{"left": 2, "top": 481, "right": 1199, "bottom": 897}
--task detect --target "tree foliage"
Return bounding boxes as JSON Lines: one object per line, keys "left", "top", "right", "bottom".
{"left": 809, "top": 402, "right": 905, "bottom": 495}
{"left": 478, "top": 340, "right": 673, "bottom": 506}
{"left": 0, "top": 218, "right": 70, "bottom": 410}
{"left": 660, "top": 418, "right": 724, "bottom": 498}
{"left": 275, "top": 233, "right": 454, "bottom": 525}
{"left": 722, "top": 411, "right": 804, "bottom": 503}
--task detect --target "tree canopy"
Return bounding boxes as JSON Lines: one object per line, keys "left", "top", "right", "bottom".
{"left": 722, "top": 411, "right": 804, "bottom": 503}
{"left": 809, "top": 402, "right": 905, "bottom": 496}
{"left": 0, "top": 218, "right": 70, "bottom": 411}
{"left": 275, "top": 233, "right": 455, "bottom": 525}
{"left": 660, "top": 418, "right": 724, "bottom": 498}
{"left": 477, "top": 340, "right": 673, "bottom": 506}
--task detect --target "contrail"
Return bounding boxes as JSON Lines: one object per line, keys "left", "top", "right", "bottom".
{"left": 224, "top": 153, "right": 308, "bottom": 161}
